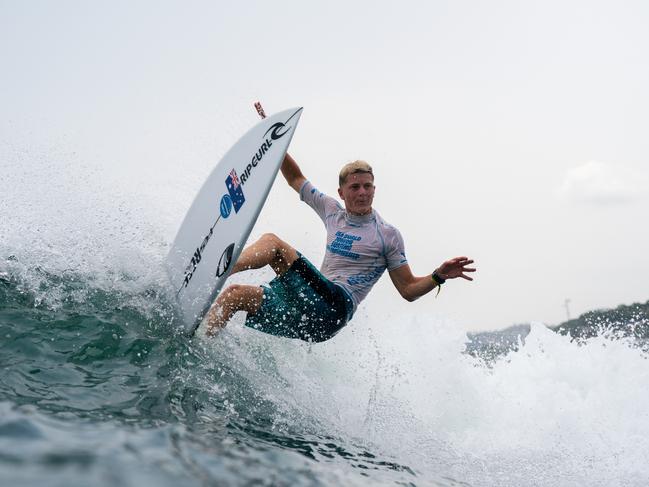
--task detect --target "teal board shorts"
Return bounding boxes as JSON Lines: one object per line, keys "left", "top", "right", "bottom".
{"left": 245, "top": 254, "right": 354, "bottom": 342}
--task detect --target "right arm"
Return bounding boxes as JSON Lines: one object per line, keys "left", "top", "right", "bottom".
{"left": 281, "top": 153, "right": 307, "bottom": 193}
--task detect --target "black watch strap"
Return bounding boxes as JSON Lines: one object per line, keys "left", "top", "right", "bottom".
{"left": 432, "top": 271, "right": 446, "bottom": 285}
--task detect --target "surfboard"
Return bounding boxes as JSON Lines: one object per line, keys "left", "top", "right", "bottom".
{"left": 165, "top": 107, "right": 303, "bottom": 333}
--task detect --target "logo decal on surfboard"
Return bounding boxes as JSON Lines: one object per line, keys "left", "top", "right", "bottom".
{"left": 220, "top": 194, "right": 233, "bottom": 218}
{"left": 264, "top": 122, "right": 289, "bottom": 140}
{"left": 225, "top": 169, "right": 245, "bottom": 213}
{"left": 180, "top": 227, "right": 214, "bottom": 291}
{"left": 215, "top": 243, "right": 235, "bottom": 277}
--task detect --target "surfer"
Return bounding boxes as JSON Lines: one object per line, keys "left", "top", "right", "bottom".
{"left": 206, "top": 155, "right": 476, "bottom": 341}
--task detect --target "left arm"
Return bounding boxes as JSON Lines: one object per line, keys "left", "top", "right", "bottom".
{"left": 389, "top": 257, "right": 476, "bottom": 302}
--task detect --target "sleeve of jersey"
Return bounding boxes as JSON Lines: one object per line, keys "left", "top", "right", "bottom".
{"left": 299, "top": 180, "right": 342, "bottom": 223}
{"left": 385, "top": 227, "right": 408, "bottom": 271}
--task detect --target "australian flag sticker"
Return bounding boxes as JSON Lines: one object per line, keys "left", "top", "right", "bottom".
{"left": 225, "top": 169, "right": 245, "bottom": 213}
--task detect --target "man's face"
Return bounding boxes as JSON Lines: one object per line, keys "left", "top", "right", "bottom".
{"left": 337, "top": 172, "right": 375, "bottom": 216}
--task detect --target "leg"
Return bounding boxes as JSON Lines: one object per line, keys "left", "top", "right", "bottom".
{"left": 231, "top": 233, "right": 299, "bottom": 276}
{"left": 205, "top": 284, "right": 263, "bottom": 336}
{"left": 205, "top": 233, "right": 298, "bottom": 336}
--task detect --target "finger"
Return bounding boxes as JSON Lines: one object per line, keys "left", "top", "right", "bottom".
{"left": 462, "top": 267, "right": 477, "bottom": 272}
{"left": 460, "top": 274, "right": 474, "bottom": 281}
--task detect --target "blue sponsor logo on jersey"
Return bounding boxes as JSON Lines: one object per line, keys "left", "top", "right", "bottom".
{"left": 347, "top": 266, "right": 384, "bottom": 286}
{"left": 327, "top": 231, "right": 361, "bottom": 260}
{"left": 225, "top": 169, "right": 245, "bottom": 213}
{"left": 220, "top": 194, "right": 233, "bottom": 218}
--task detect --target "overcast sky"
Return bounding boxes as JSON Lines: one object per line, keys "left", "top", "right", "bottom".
{"left": 2, "top": 0, "right": 648, "bottom": 331}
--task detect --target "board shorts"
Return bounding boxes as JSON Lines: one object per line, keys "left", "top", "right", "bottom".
{"left": 244, "top": 253, "right": 354, "bottom": 342}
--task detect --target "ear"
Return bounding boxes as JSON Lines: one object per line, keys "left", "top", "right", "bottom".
{"left": 337, "top": 187, "right": 344, "bottom": 199}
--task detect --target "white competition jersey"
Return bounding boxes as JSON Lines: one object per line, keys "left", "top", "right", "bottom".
{"left": 300, "top": 181, "right": 408, "bottom": 313}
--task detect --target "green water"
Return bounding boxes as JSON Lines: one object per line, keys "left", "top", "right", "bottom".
{"left": 0, "top": 273, "right": 428, "bottom": 487}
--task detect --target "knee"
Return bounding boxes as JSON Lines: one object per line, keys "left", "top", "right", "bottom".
{"left": 223, "top": 284, "right": 241, "bottom": 293}
{"left": 219, "top": 284, "right": 244, "bottom": 304}
{"left": 220, "top": 284, "right": 259, "bottom": 305}
{"left": 215, "top": 285, "right": 244, "bottom": 315}
{"left": 260, "top": 232, "right": 283, "bottom": 248}
{"left": 217, "top": 284, "right": 262, "bottom": 315}
{"left": 260, "top": 233, "right": 288, "bottom": 256}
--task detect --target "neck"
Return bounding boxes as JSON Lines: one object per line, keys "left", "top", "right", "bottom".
{"left": 348, "top": 209, "right": 371, "bottom": 216}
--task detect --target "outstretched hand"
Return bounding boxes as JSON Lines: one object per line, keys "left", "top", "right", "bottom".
{"left": 436, "top": 257, "right": 476, "bottom": 281}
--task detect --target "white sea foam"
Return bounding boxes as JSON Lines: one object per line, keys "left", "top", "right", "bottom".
{"left": 215, "top": 309, "right": 649, "bottom": 486}
{"left": 0, "top": 143, "right": 175, "bottom": 308}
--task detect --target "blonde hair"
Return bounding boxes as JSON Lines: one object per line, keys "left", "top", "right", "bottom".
{"left": 338, "top": 160, "right": 373, "bottom": 187}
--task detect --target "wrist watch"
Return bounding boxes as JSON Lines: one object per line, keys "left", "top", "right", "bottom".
{"left": 432, "top": 271, "right": 446, "bottom": 285}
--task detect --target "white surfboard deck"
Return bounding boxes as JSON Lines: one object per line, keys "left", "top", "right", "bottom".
{"left": 166, "top": 107, "right": 303, "bottom": 333}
